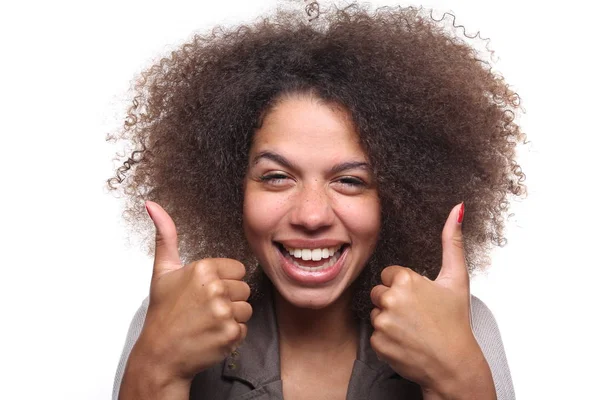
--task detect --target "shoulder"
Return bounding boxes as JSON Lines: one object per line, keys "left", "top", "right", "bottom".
{"left": 471, "top": 295, "right": 510, "bottom": 355}
{"left": 470, "top": 295, "right": 516, "bottom": 400}
{"left": 112, "top": 298, "right": 149, "bottom": 400}
{"left": 471, "top": 295, "right": 500, "bottom": 337}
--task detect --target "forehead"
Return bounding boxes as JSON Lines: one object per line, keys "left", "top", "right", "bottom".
{"left": 251, "top": 96, "right": 366, "bottom": 160}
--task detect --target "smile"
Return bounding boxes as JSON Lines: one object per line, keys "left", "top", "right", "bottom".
{"left": 282, "top": 245, "right": 343, "bottom": 271}
{"left": 274, "top": 242, "right": 349, "bottom": 284}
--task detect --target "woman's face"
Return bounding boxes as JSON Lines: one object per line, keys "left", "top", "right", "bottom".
{"left": 243, "top": 95, "right": 381, "bottom": 309}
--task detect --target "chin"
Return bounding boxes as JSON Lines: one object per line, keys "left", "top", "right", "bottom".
{"left": 274, "top": 285, "right": 346, "bottom": 310}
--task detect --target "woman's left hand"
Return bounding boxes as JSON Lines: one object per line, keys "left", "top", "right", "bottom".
{"left": 370, "top": 203, "right": 496, "bottom": 399}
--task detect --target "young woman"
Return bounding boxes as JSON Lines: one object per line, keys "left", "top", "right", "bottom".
{"left": 109, "top": 3, "right": 525, "bottom": 399}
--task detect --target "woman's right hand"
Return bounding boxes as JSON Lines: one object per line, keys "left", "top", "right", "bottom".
{"left": 119, "top": 201, "right": 252, "bottom": 399}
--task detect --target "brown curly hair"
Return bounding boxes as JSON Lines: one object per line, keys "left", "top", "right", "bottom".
{"left": 107, "top": 2, "right": 526, "bottom": 318}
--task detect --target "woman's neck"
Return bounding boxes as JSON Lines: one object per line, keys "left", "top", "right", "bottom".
{"left": 274, "top": 288, "right": 358, "bottom": 355}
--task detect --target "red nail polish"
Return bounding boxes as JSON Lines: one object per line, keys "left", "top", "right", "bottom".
{"left": 457, "top": 202, "right": 464, "bottom": 224}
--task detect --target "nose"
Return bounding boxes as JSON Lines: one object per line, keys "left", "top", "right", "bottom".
{"left": 289, "top": 182, "right": 335, "bottom": 232}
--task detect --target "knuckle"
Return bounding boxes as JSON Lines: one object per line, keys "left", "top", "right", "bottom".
{"left": 191, "top": 259, "right": 214, "bottom": 280}
{"left": 221, "top": 321, "right": 241, "bottom": 343}
{"left": 372, "top": 312, "right": 392, "bottom": 332}
{"left": 380, "top": 292, "right": 398, "bottom": 309}
{"left": 392, "top": 268, "right": 414, "bottom": 286}
{"left": 206, "top": 280, "right": 227, "bottom": 298}
{"left": 210, "top": 299, "right": 233, "bottom": 320}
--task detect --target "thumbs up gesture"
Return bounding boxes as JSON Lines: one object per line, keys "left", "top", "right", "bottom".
{"left": 370, "top": 203, "right": 495, "bottom": 399}
{"left": 120, "top": 201, "right": 252, "bottom": 399}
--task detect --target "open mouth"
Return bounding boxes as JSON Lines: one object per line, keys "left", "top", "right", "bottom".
{"left": 274, "top": 242, "right": 347, "bottom": 272}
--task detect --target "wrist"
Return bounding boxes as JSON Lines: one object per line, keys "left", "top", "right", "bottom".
{"left": 422, "top": 342, "right": 496, "bottom": 400}
{"left": 119, "top": 341, "right": 191, "bottom": 400}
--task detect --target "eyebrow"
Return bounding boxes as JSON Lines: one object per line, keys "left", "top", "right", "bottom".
{"left": 251, "top": 151, "right": 372, "bottom": 175}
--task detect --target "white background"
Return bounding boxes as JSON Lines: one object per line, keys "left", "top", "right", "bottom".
{"left": 1, "top": 0, "right": 598, "bottom": 398}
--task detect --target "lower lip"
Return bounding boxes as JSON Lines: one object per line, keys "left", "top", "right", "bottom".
{"left": 278, "top": 246, "right": 347, "bottom": 285}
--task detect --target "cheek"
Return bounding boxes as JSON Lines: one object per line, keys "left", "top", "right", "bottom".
{"left": 338, "top": 197, "right": 381, "bottom": 246}
{"left": 243, "top": 186, "right": 288, "bottom": 239}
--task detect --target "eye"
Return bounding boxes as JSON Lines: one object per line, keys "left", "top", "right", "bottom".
{"left": 259, "top": 172, "right": 292, "bottom": 187}
{"left": 332, "top": 176, "right": 367, "bottom": 194}
{"left": 337, "top": 176, "right": 365, "bottom": 186}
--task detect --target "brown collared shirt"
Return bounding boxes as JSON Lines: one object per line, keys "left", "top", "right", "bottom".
{"left": 189, "top": 289, "right": 422, "bottom": 399}
{"left": 113, "top": 292, "right": 515, "bottom": 399}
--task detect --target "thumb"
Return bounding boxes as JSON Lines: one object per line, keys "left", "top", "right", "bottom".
{"left": 145, "top": 200, "right": 182, "bottom": 278}
{"left": 436, "top": 202, "right": 469, "bottom": 288}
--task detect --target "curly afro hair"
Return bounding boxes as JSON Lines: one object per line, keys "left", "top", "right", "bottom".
{"left": 107, "top": 2, "right": 526, "bottom": 318}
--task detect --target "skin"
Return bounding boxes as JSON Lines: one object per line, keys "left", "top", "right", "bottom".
{"left": 119, "top": 201, "right": 252, "bottom": 399}
{"left": 119, "top": 95, "right": 496, "bottom": 400}
{"left": 370, "top": 202, "right": 496, "bottom": 399}
{"left": 243, "top": 94, "right": 381, "bottom": 310}
{"left": 243, "top": 95, "right": 380, "bottom": 399}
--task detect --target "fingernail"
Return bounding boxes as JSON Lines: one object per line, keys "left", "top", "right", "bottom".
{"left": 144, "top": 201, "right": 152, "bottom": 217}
{"left": 457, "top": 202, "right": 465, "bottom": 224}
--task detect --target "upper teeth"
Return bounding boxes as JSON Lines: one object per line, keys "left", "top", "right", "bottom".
{"left": 284, "top": 246, "right": 342, "bottom": 261}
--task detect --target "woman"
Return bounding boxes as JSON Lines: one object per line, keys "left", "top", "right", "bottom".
{"left": 109, "top": 3, "right": 525, "bottom": 399}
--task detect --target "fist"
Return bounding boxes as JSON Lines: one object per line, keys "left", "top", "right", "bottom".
{"left": 370, "top": 203, "right": 487, "bottom": 396}
{"left": 133, "top": 201, "right": 253, "bottom": 381}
